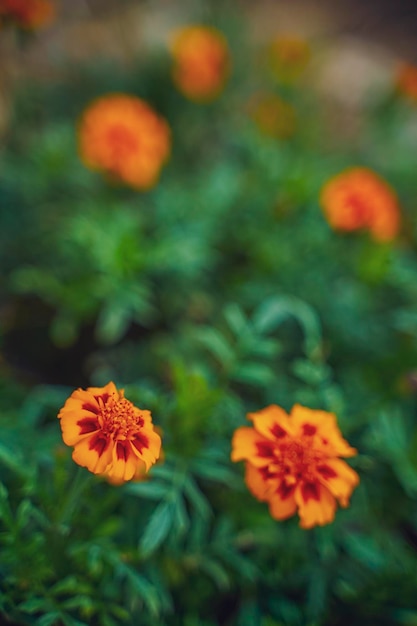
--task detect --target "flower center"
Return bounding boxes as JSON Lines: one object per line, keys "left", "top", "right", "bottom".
{"left": 100, "top": 394, "right": 144, "bottom": 439}
{"left": 276, "top": 438, "right": 324, "bottom": 482}
{"left": 107, "top": 124, "right": 139, "bottom": 160}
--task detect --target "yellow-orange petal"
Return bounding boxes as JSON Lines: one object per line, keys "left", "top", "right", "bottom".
{"left": 86, "top": 381, "right": 119, "bottom": 400}
{"left": 72, "top": 433, "right": 113, "bottom": 475}
{"left": 315, "top": 458, "right": 359, "bottom": 507}
{"left": 268, "top": 479, "right": 298, "bottom": 521}
{"left": 59, "top": 412, "right": 100, "bottom": 446}
{"left": 290, "top": 404, "right": 357, "bottom": 457}
{"left": 295, "top": 481, "right": 337, "bottom": 529}
{"left": 369, "top": 204, "right": 400, "bottom": 242}
{"left": 106, "top": 440, "right": 141, "bottom": 483}
{"left": 107, "top": 458, "right": 147, "bottom": 486}
{"left": 247, "top": 404, "right": 293, "bottom": 441}
{"left": 130, "top": 427, "right": 162, "bottom": 471}
{"left": 231, "top": 426, "right": 275, "bottom": 467}
{"left": 244, "top": 462, "right": 271, "bottom": 502}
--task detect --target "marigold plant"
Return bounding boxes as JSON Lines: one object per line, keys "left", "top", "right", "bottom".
{"left": 0, "top": 0, "right": 55, "bottom": 29}
{"left": 57, "top": 381, "right": 162, "bottom": 483}
{"left": 170, "top": 25, "right": 230, "bottom": 102}
{"left": 78, "top": 94, "right": 171, "bottom": 190}
{"left": 320, "top": 167, "right": 400, "bottom": 242}
{"left": 231, "top": 404, "right": 359, "bottom": 529}
{"left": 267, "top": 36, "right": 310, "bottom": 83}
{"left": 250, "top": 93, "right": 296, "bottom": 139}
{"left": 396, "top": 62, "right": 417, "bottom": 104}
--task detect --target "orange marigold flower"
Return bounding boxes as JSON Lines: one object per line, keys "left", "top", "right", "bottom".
{"left": 320, "top": 167, "right": 400, "bottom": 242}
{"left": 0, "top": 0, "right": 55, "bottom": 30}
{"left": 250, "top": 93, "right": 296, "bottom": 139}
{"left": 231, "top": 404, "right": 359, "bottom": 529}
{"left": 170, "top": 25, "right": 230, "bottom": 102}
{"left": 396, "top": 62, "right": 417, "bottom": 104}
{"left": 268, "top": 36, "right": 310, "bottom": 83}
{"left": 58, "top": 382, "right": 162, "bottom": 484}
{"left": 78, "top": 94, "right": 171, "bottom": 190}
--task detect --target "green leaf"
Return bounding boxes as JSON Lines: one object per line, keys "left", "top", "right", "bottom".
{"left": 183, "top": 475, "right": 212, "bottom": 520}
{"left": 95, "top": 302, "right": 131, "bottom": 345}
{"left": 0, "top": 483, "right": 13, "bottom": 527}
{"left": 19, "top": 598, "right": 50, "bottom": 613}
{"left": 253, "top": 295, "right": 322, "bottom": 357}
{"left": 36, "top": 612, "right": 63, "bottom": 626}
{"left": 232, "top": 362, "right": 274, "bottom": 387}
{"left": 125, "top": 481, "right": 169, "bottom": 500}
{"left": 194, "top": 327, "right": 235, "bottom": 368}
{"left": 172, "top": 494, "right": 189, "bottom": 536}
{"left": 224, "top": 303, "right": 249, "bottom": 337}
{"left": 0, "top": 442, "right": 25, "bottom": 476}
{"left": 139, "top": 501, "right": 174, "bottom": 556}
{"left": 199, "top": 557, "right": 230, "bottom": 590}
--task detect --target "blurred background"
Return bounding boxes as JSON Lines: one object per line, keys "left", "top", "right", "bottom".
{"left": 1, "top": 1, "right": 417, "bottom": 625}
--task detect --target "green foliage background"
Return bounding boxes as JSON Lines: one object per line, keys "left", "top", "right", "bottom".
{"left": 1, "top": 2, "right": 417, "bottom": 625}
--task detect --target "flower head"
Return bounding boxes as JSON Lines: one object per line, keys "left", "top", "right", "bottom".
{"left": 268, "top": 36, "right": 310, "bottom": 83}
{"left": 170, "top": 25, "right": 230, "bottom": 102}
{"left": 58, "top": 382, "right": 162, "bottom": 483}
{"left": 250, "top": 93, "right": 296, "bottom": 139}
{"left": 396, "top": 62, "right": 417, "bottom": 104}
{"left": 78, "top": 94, "right": 171, "bottom": 190}
{"left": 0, "top": 0, "right": 55, "bottom": 30}
{"left": 231, "top": 404, "right": 359, "bottom": 529}
{"left": 320, "top": 167, "right": 400, "bottom": 242}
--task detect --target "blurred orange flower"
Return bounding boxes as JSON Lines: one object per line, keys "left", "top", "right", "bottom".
{"left": 0, "top": 0, "right": 55, "bottom": 30}
{"left": 250, "top": 93, "right": 296, "bottom": 139}
{"left": 268, "top": 36, "right": 310, "bottom": 83}
{"left": 320, "top": 167, "right": 400, "bottom": 242}
{"left": 78, "top": 94, "right": 171, "bottom": 190}
{"left": 58, "top": 382, "right": 162, "bottom": 484}
{"left": 231, "top": 404, "right": 359, "bottom": 529}
{"left": 396, "top": 62, "right": 417, "bottom": 104}
{"left": 171, "top": 25, "right": 230, "bottom": 102}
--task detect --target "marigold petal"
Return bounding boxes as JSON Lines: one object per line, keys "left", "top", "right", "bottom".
{"left": 316, "top": 458, "right": 359, "bottom": 507}
{"left": 290, "top": 404, "right": 357, "bottom": 457}
{"left": 268, "top": 480, "right": 297, "bottom": 521}
{"left": 244, "top": 462, "right": 272, "bottom": 501}
{"left": 295, "top": 481, "right": 337, "bottom": 529}
{"left": 106, "top": 440, "right": 139, "bottom": 483}
{"left": 86, "top": 382, "right": 119, "bottom": 400}
{"left": 247, "top": 404, "right": 293, "bottom": 441}
{"left": 130, "top": 427, "right": 162, "bottom": 472}
{"left": 231, "top": 426, "right": 275, "bottom": 467}
{"left": 72, "top": 434, "right": 113, "bottom": 475}
{"left": 59, "top": 412, "right": 100, "bottom": 446}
